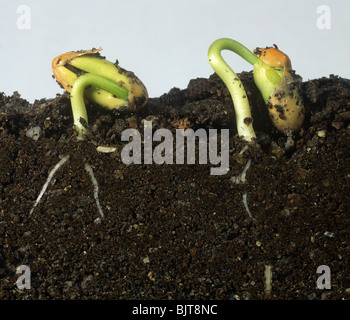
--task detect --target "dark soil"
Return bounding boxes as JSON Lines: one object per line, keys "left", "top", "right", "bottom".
{"left": 0, "top": 72, "right": 349, "bottom": 300}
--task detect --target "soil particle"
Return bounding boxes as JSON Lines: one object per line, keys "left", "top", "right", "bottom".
{"left": 0, "top": 72, "right": 350, "bottom": 299}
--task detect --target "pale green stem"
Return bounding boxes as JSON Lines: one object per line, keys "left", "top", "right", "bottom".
{"left": 70, "top": 73, "right": 129, "bottom": 139}
{"left": 71, "top": 56, "right": 123, "bottom": 82}
{"left": 208, "top": 38, "right": 263, "bottom": 142}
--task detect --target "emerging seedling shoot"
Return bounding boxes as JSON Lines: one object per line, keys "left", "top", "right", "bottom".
{"left": 208, "top": 38, "right": 305, "bottom": 142}
{"left": 52, "top": 48, "right": 148, "bottom": 139}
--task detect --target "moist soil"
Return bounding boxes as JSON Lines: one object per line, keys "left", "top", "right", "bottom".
{"left": 0, "top": 72, "right": 349, "bottom": 300}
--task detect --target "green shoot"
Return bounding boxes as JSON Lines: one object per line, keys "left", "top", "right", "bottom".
{"left": 52, "top": 48, "right": 148, "bottom": 139}
{"left": 208, "top": 38, "right": 285, "bottom": 141}
{"left": 70, "top": 73, "right": 129, "bottom": 138}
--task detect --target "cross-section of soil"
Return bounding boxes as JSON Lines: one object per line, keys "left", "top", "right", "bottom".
{"left": 0, "top": 72, "right": 349, "bottom": 299}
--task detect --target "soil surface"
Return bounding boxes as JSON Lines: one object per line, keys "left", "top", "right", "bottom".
{"left": 0, "top": 71, "right": 350, "bottom": 300}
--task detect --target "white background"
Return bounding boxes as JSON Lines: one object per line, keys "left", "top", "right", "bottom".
{"left": 0, "top": 0, "right": 348, "bottom": 103}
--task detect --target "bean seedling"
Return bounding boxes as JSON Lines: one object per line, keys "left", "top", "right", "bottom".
{"left": 52, "top": 48, "right": 148, "bottom": 139}
{"left": 208, "top": 38, "right": 304, "bottom": 142}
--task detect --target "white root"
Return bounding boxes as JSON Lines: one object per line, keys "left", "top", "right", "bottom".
{"left": 242, "top": 192, "right": 253, "bottom": 220}
{"left": 84, "top": 163, "right": 105, "bottom": 218}
{"left": 231, "top": 158, "right": 252, "bottom": 184}
{"left": 264, "top": 265, "right": 272, "bottom": 296}
{"left": 238, "top": 145, "right": 249, "bottom": 155}
{"left": 29, "top": 155, "right": 105, "bottom": 220}
{"left": 29, "top": 154, "right": 70, "bottom": 215}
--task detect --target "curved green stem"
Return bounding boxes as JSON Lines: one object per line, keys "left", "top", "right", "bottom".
{"left": 209, "top": 38, "right": 262, "bottom": 66}
{"left": 70, "top": 73, "right": 129, "bottom": 139}
{"left": 208, "top": 38, "right": 263, "bottom": 142}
